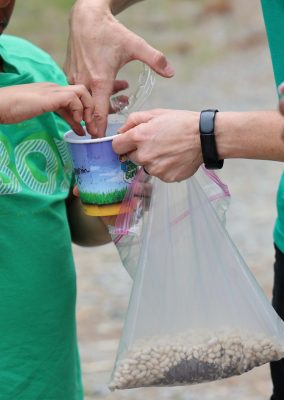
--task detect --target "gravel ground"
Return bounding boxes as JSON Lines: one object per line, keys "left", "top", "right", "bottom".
{"left": 74, "top": 1, "right": 284, "bottom": 399}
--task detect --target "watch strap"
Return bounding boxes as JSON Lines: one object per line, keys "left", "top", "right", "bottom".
{"left": 199, "top": 109, "right": 224, "bottom": 170}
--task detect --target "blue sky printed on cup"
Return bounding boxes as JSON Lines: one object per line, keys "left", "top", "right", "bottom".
{"left": 69, "top": 139, "right": 129, "bottom": 198}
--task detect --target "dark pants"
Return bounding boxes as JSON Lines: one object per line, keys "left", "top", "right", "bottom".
{"left": 270, "top": 244, "right": 284, "bottom": 400}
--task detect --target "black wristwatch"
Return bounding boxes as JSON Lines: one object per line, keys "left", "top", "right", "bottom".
{"left": 199, "top": 109, "right": 224, "bottom": 170}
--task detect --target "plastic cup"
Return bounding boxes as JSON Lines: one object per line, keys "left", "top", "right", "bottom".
{"left": 64, "top": 124, "right": 138, "bottom": 217}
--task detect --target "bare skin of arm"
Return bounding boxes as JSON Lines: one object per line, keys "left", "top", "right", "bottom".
{"left": 66, "top": 192, "right": 112, "bottom": 247}
{"left": 65, "top": 0, "right": 174, "bottom": 137}
{"left": 112, "top": 109, "right": 284, "bottom": 182}
{"left": 0, "top": 82, "right": 97, "bottom": 135}
{"left": 216, "top": 111, "right": 284, "bottom": 161}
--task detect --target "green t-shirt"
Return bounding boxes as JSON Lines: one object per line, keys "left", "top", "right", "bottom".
{"left": 261, "top": 0, "right": 284, "bottom": 253}
{"left": 0, "top": 35, "right": 83, "bottom": 399}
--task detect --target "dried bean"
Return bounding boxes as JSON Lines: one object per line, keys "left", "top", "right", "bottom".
{"left": 109, "top": 330, "right": 284, "bottom": 390}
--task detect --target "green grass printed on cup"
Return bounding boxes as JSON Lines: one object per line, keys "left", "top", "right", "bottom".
{"left": 80, "top": 188, "right": 127, "bottom": 205}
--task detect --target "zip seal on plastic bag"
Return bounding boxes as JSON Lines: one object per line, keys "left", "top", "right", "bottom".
{"left": 112, "top": 166, "right": 230, "bottom": 241}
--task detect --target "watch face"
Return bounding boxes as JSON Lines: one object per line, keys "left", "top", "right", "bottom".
{"left": 200, "top": 110, "right": 218, "bottom": 134}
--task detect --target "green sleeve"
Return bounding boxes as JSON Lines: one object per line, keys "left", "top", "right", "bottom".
{"left": 261, "top": 0, "right": 284, "bottom": 90}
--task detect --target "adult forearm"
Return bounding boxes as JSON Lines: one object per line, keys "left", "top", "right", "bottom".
{"left": 112, "top": 108, "right": 284, "bottom": 183}
{"left": 215, "top": 111, "right": 284, "bottom": 162}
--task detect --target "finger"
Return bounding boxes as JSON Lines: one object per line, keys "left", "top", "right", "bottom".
{"left": 125, "top": 149, "right": 140, "bottom": 165}
{"left": 67, "top": 84, "right": 97, "bottom": 135}
{"left": 62, "top": 91, "right": 84, "bottom": 123}
{"left": 85, "top": 119, "right": 97, "bottom": 136}
{"left": 73, "top": 186, "right": 80, "bottom": 197}
{"left": 118, "top": 111, "right": 153, "bottom": 132}
{"left": 113, "top": 80, "right": 129, "bottom": 94}
{"left": 131, "top": 36, "right": 175, "bottom": 78}
{"left": 72, "top": 122, "right": 85, "bottom": 136}
{"left": 126, "top": 148, "right": 151, "bottom": 167}
{"left": 91, "top": 78, "right": 114, "bottom": 137}
{"left": 57, "top": 109, "right": 85, "bottom": 136}
{"left": 112, "top": 129, "right": 138, "bottom": 155}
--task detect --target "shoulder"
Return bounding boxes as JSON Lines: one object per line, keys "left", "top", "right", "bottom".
{"left": 1, "top": 35, "right": 56, "bottom": 66}
{"left": 1, "top": 35, "right": 68, "bottom": 85}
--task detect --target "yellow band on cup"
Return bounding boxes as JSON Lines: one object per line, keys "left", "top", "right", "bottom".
{"left": 82, "top": 203, "right": 122, "bottom": 217}
{"left": 82, "top": 202, "right": 132, "bottom": 217}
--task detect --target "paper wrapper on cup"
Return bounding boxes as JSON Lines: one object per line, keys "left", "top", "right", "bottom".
{"left": 64, "top": 126, "right": 138, "bottom": 217}
{"left": 65, "top": 64, "right": 155, "bottom": 217}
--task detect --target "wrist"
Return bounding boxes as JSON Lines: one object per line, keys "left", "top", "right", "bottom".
{"left": 70, "top": 0, "right": 115, "bottom": 36}
{"left": 185, "top": 110, "right": 203, "bottom": 162}
{"left": 71, "top": 0, "right": 112, "bottom": 23}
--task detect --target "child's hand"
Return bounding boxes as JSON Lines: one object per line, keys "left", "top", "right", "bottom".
{"left": 0, "top": 82, "right": 96, "bottom": 135}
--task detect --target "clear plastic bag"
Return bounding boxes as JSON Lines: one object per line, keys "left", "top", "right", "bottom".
{"left": 109, "top": 168, "right": 151, "bottom": 279}
{"left": 109, "top": 174, "right": 284, "bottom": 390}
{"left": 110, "top": 167, "right": 230, "bottom": 279}
{"left": 195, "top": 166, "right": 230, "bottom": 225}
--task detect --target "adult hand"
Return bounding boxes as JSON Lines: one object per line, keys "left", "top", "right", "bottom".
{"left": 0, "top": 82, "right": 97, "bottom": 135}
{"left": 64, "top": 0, "right": 175, "bottom": 137}
{"left": 112, "top": 109, "right": 203, "bottom": 182}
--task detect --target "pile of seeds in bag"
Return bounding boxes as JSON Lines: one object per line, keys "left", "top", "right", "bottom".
{"left": 109, "top": 329, "right": 284, "bottom": 390}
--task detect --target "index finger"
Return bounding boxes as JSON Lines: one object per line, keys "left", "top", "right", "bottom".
{"left": 119, "top": 111, "right": 153, "bottom": 133}
{"left": 112, "top": 129, "right": 137, "bottom": 155}
{"left": 70, "top": 84, "right": 97, "bottom": 135}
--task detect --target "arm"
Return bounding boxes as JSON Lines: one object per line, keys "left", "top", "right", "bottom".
{"left": 66, "top": 192, "right": 112, "bottom": 246}
{"left": 216, "top": 111, "right": 284, "bottom": 161}
{"left": 112, "top": 109, "right": 284, "bottom": 182}
{"left": 64, "top": 0, "right": 174, "bottom": 137}
{"left": 0, "top": 82, "right": 96, "bottom": 135}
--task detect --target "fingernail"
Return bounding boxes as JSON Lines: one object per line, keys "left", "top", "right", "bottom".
{"left": 163, "top": 63, "right": 175, "bottom": 77}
